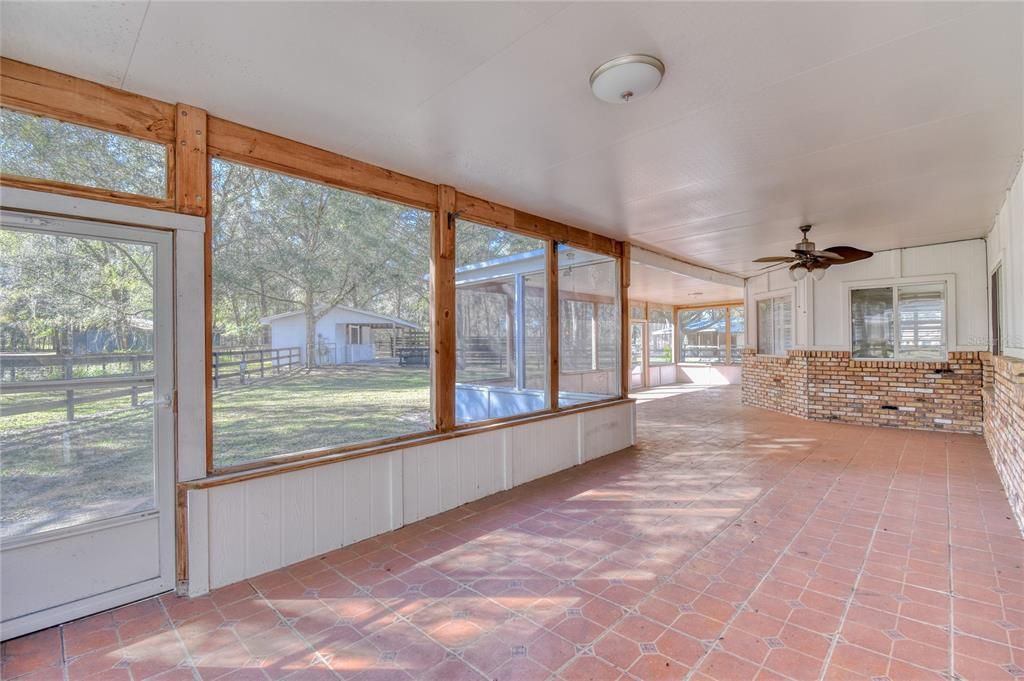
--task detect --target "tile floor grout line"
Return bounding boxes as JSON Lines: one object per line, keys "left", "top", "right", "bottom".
{"left": 816, "top": 435, "right": 911, "bottom": 681}
{"left": 552, "top": 431, "right": 846, "bottom": 672}
{"left": 546, "top": 448, "right": 815, "bottom": 679}
{"left": 155, "top": 596, "right": 205, "bottom": 681}
{"left": 59, "top": 625, "right": 68, "bottom": 681}
{"left": 675, "top": 442, "right": 870, "bottom": 681}
{"left": 308, "top": 428, "right": 808, "bottom": 680}
{"left": 243, "top": 580, "right": 353, "bottom": 681}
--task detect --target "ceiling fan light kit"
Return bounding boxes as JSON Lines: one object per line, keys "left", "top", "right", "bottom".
{"left": 754, "top": 224, "right": 873, "bottom": 282}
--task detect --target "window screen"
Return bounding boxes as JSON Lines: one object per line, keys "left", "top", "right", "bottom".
{"left": 1, "top": 108, "right": 167, "bottom": 198}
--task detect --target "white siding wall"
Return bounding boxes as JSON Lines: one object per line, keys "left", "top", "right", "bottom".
{"left": 745, "top": 240, "right": 989, "bottom": 352}
{"left": 188, "top": 401, "right": 635, "bottom": 593}
{"left": 988, "top": 164, "right": 1024, "bottom": 359}
{"left": 268, "top": 316, "right": 307, "bottom": 361}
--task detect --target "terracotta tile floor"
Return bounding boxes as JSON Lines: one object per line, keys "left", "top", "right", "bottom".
{"left": 4, "top": 385, "right": 1023, "bottom": 681}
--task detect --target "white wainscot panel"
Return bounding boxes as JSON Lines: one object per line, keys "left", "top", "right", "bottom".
{"left": 580, "top": 403, "right": 634, "bottom": 462}
{"left": 201, "top": 404, "right": 635, "bottom": 592}
{"left": 402, "top": 430, "right": 505, "bottom": 525}
{"left": 507, "top": 416, "right": 579, "bottom": 486}
{"left": 207, "top": 451, "right": 403, "bottom": 589}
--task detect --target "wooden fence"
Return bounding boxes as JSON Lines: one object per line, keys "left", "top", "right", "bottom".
{"left": 211, "top": 346, "right": 301, "bottom": 388}
{"left": 1, "top": 346, "right": 301, "bottom": 422}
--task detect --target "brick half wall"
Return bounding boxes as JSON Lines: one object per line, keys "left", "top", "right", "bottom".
{"left": 742, "top": 349, "right": 984, "bottom": 433}
{"left": 983, "top": 354, "right": 1024, "bottom": 534}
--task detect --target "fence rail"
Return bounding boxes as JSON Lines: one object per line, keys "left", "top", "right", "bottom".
{"left": 1, "top": 346, "right": 302, "bottom": 422}
{"left": 211, "top": 346, "right": 301, "bottom": 388}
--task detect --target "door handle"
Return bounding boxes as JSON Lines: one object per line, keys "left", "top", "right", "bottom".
{"left": 140, "top": 393, "right": 173, "bottom": 408}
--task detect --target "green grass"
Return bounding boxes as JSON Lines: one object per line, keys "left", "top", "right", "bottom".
{"left": 0, "top": 366, "right": 430, "bottom": 537}
{"left": 212, "top": 365, "right": 430, "bottom": 465}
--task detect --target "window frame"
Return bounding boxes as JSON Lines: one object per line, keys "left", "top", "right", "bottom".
{"left": 0, "top": 106, "right": 176, "bottom": 212}
{"left": 452, "top": 218, "right": 551, "bottom": 426}
{"left": 205, "top": 154, "right": 439, "bottom": 473}
{"left": 752, "top": 290, "right": 795, "bottom": 357}
{"left": 0, "top": 60, "right": 632, "bottom": 480}
{"left": 990, "top": 261, "right": 1004, "bottom": 356}
{"left": 674, "top": 302, "right": 745, "bottom": 366}
{"left": 555, "top": 244, "right": 622, "bottom": 406}
{"left": 646, "top": 304, "right": 675, "bottom": 366}
{"left": 846, "top": 276, "right": 953, "bottom": 361}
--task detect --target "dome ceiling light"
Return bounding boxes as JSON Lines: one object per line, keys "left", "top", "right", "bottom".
{"left": 589, "top": 54, "right": 665, "bottom": 104}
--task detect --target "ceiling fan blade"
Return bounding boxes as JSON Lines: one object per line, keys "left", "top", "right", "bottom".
{"left": 752, "top": 256, "right": 797, "bottom": 263}
{"left": 811, "top": 250, "right": 843, "bottom": 260}
{"left": 822, "top": 246, "right": 873, "bottom": 263}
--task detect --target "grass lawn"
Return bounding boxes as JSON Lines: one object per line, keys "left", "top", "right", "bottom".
{"left": 0, "top": 365, "right": 430, "bottom": 537}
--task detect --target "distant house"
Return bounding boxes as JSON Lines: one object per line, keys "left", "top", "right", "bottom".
{"left": 260, "top": 305, "right": 419, "bottom": 365}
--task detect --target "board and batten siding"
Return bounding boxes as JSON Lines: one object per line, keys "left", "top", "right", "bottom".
{"left": 187, "top": 401, "right": 635, "bottom": 593}
{"left": 745, "top": 239, "right": 990, "bottom": 352}
{"left": 988, "top": 162, "right": 1024, "bottom": 359}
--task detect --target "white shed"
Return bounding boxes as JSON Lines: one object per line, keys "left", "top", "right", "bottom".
{"left": 260, "top": 305, "right": 419, "bottom": 365}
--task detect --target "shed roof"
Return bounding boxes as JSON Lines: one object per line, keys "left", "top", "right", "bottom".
{"left": 260, "top": 305, "right": 418, "bottom": 329}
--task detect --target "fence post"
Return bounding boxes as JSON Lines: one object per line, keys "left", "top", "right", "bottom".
{"left": 131, "top": 354, "right": 140, "bottom": 406}
{"left": 258, "top": 349, "right": 265, "bottom": 379}
{"left": 213, "top": 352, "right": 219, "bottom": 389}
{"left": 64, "top": 355, "right": 74, "bottom": 422}
{"left": 239, "top": 350, "right": 247, "bottom": 386}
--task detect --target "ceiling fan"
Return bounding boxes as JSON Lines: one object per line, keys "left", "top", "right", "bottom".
{"left": 753, "top": 224, "right": 873, "bottom": 281}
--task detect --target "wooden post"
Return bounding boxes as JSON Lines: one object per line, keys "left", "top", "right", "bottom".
{"left": 432, "top": 185, "right": 457, "bottom": 432}
{"left": 548, "top": 240, "right": 560, "bottom": 409}
{"left": 620, "top": 243, "right": 631, "bottom": 397}
{"left": 64, "top": 355, "right": 74, "bottom": 422}
{"left": 174, "top": 104, "right": 208, "bottom": 216}
{"left": 213, "top": 351, "right": 219, "bottom": 389}
{"left": 131, "top": 354, "right": 140, "bottom": 406}
{"left": 591, "top": 301, "right": 599, "bottom": 371}
{"left": 258, "top": 348, "right": 265, "bottom": 378}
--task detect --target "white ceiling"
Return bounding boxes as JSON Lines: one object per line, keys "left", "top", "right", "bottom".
{"left": 629, "top": 262, "right": 742, "bottom": 307}
{"left": 2, "top": 2, "right": 1021, "bottom": 277}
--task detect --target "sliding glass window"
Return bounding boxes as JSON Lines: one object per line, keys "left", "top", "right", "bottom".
{"left": 210, "top": 159, "right": 432, "bottom": 467}
{"left": 455, "top": 221, "right": 547, "bottom": 424}
{"left": 558, "top": 245, "right": 620, "bottom": 406}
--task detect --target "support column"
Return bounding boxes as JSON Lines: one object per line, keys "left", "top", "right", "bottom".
{"left": 433, "top": 185, "right": 457, "bottom": 431}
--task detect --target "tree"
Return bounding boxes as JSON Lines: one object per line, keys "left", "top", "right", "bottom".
{"left": 211, "top": 159, "right": 433, "bottom": 368}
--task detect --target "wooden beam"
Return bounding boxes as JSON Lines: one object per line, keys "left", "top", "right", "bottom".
{"left": 207, "top": 116, "right": 437, "bottom": 210}
{"left": 620, "top": 243, "right": 631, "bottom": 397}
{"left": 175, "top": 487, "right": 189, "bottom": 584}
{"left": 454, "top": 192, "right": 515, "bottom": 229}
{"left": 515, "top": 209, "right": 622, "bottom": 258}
{"left": 0, "top": 58, "right": 175, "bottom": 144}
{"left": 433, "top": 185, "right": 457, "bottom": 432}
{"left": 174, "top": 104, "right": 208, "bottom": 217}
{"left": 674, "top": 299, "right": 744, "bottom": 311}
{"left": 0, "top": 174, "right": 173, "bottom": 211}
{"left": 548, "top": 240, "right": 560, "bottom": 408}
{"left": 179, "top": 397, "right": 633, "bottom": 490}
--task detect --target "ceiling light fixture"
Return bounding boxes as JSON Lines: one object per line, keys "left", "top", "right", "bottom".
{"left": 590, "top": 54, "right": 665, "bottom": 104}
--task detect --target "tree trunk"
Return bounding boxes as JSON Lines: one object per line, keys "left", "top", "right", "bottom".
{"left": 304, "top": 289, "right": 317, "bottom": 370}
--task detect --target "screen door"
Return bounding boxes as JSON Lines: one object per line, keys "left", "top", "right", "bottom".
{"left": 0, "top": 211, "right": 175, "bottom": 640}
